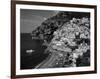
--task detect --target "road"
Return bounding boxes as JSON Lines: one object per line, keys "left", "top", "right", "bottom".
{"left": 35, "top": 52, "right": 59, "bottom": 68}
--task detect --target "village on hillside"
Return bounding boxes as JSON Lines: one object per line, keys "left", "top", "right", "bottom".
{"left": 31, "top": 11, "right": 90, "bottom": 68}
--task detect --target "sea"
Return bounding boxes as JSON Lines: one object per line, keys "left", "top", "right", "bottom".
{"left": 20, "top": 33, "right": 48, "bottom": 69}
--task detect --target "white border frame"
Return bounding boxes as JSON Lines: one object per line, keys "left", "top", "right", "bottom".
{"left": 16, "top": 4, "right": 95, "bottom": 75}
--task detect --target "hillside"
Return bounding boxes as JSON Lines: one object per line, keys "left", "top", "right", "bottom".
{"left": 31, "top": 11, "right": 90, "bottom": 68}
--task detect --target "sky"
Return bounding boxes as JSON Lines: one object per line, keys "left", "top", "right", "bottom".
{"left": 20, "top": 9, "right": 58, "bottom": 33}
